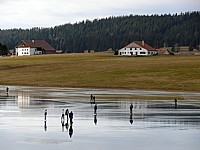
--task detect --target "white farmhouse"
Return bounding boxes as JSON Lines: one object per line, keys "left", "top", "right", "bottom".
{"left": 15, "top": 40, "right": 56, "bottom": 56}
{"left": 118, "top": 41, "right": 157, "bottom": 56}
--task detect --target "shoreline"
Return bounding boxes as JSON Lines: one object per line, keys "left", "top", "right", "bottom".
{"left": 1, "top": 84, "right": 200, "bottom": 101}
{"left": 0, "top": 83, "right": 198, "bottom": 93}
{"left": 1, "top": 84, "right": 200, "bottom": 95}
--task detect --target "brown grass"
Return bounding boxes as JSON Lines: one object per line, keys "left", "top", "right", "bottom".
{"left": 0, "top": 53, "right": 200, "bottom": 92}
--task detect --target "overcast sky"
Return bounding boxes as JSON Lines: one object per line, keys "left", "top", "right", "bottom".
{"left": 0, "top": 0, "right": 199, "bottom": 29}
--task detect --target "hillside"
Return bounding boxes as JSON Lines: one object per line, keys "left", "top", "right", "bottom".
{"left": 0, "top": 54, "right": 200, "bottom": 92}
{"left": 0, "top": 11, "right": 200, "bottom": 52}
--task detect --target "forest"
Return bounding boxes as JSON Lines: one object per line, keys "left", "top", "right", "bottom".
{"left": 0, "top": 11, "right": 199, "bottom": 53}
{"left": 0, "top": 43, "right": 8, "bottom": 55}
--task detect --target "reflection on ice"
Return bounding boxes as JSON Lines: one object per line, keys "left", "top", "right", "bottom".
{"left": 0, "top": 86, "right": 200, "bottom": 150}
{"left": 44, "top": 120, "right": 47, "bottom": 131}
{"left": 16, "top": 92, "right": 30, "bottom": 108}
{"left": 94, "top": 114, "right": 97, "bottom": 125}
{"left": 16, "top": 138, "right": 69, "bottom": 144}
{"left": 130, "top": 114, "right": 133, "bottom": 125}
{"left": 69, "top": 125, "right": 73, "bottom": 138}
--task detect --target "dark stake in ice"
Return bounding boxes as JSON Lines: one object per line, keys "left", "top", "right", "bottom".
{"left": 174, "top": 98, "right": 178, "bottom": 109}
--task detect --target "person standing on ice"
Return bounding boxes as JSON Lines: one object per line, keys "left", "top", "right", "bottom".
{"left": 94, "top": 104, "right": 97, "bottom": 114}
{"left": 130, "top": 103, "right": 133, "bottom": 114}
{"left": 69, "top": 111, "right": 73, "bottom": 125}
{"left": 65, "top": 109, "right": 69, "bottom": 121}
{"left": 44, "top": 109, "right": 47, "bottom": 120}
{"left": 6, "top": 87, "right": 9, "bottom": 93}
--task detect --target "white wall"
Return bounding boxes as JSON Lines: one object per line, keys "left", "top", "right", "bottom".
{"left": 118, "top": 47, "right": 148, "bottom": 56}
{"left": 16, "top": 47, "right": 42, "bottom": 56}
{"left": 16, "top": 47, "right": 31, "bottom": 56}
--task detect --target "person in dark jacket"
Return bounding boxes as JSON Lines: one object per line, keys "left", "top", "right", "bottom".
{"left": 94, "top": 104, "right": 97, "bottom": 114}
{"left": 69, "top": 111, "right": 73, "bottom": 125}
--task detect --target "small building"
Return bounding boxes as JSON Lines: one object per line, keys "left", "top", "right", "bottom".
{"left": 179, "top": 46, "right": 190, "bottom": 52}
{"left": 84, "top": 50, "right": 95, "bottom": 53}
{"left": 118, "top": 41, "right": 157, "bottom": 56}
{"left": 56, "top": 50, "right": 64, "bottom": 54}
{"left": 157, "top": 48, "right": 174, "bottom": 55}
{"left": 15, "top": 40, "right": 56, "bottom": 56}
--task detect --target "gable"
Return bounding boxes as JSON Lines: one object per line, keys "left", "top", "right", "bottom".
{"left": 16, "top": 41, "right": 30, "bottom": 48}
{"left": 16, "top": 40, "right": 55, "bottom": 51}
{"left": 125, "top": 42, "right": 141, "bottom": 48}
{"left": 121, "top": 41, "right": 156, "bottom": 51}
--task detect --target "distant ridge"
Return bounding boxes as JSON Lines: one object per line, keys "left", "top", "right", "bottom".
{"left": 0, "top": 11, "right": 199, "bottom": 53}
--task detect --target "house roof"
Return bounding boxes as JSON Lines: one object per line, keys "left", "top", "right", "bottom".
{"left": 157, "top": 48, "right": 174, "bottom": 55}
{"left": 17, "top": 40, "right": 55, "bottom": 51}
{"left": 134, "top": 41, "right": 156, "bottom": 51}
{"left": 122, "top": 41, "right": 156, "bottom": 51}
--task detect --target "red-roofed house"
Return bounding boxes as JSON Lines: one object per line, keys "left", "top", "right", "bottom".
{"left": 118, "top": 41, "right": 157, "bottom": 56}
{"left": 15, "top": 40, "right": 56, "bottom": 56}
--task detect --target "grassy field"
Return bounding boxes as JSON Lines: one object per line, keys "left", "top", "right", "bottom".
{"left": 0, "top": 53, "right": 200, "bottom": 92}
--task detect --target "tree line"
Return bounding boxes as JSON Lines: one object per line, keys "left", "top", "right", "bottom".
{"left": 0, "top": 11, "right": 199, "bottom": 53}
{"left": 0, "top": 43, "right": 8, "bottom": 56}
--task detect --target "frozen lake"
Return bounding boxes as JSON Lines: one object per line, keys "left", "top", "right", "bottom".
{"left": 0, "top": 86, "right": 200, "bottom": 150}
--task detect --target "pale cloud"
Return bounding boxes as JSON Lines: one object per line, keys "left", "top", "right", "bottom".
{"left": 0, "top": 0, "right": 199, "bottom": 29}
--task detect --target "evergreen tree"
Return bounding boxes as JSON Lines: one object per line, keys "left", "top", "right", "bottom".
{"left": 0, "top": 11, "right": 199, "bottom": 53}
{"left": 0, "top": 43, "right": 8, "bottom": 56}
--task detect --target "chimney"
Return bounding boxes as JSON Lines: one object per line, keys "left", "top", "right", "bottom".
{"left": 32, "top": 40, "right": 35, "bottom": 44}
{"left": 142, "top": 40, "right": 145, "bottom": 46}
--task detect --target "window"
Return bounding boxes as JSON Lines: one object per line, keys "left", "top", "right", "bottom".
{"left": 135, "top": 48, "right": 137, "bottom": 50}
{"left": 140, "top": 52, "right": 146, "bottom": 54}
{"left": 140, "top": 48, "right": 142, "bottom": 50}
